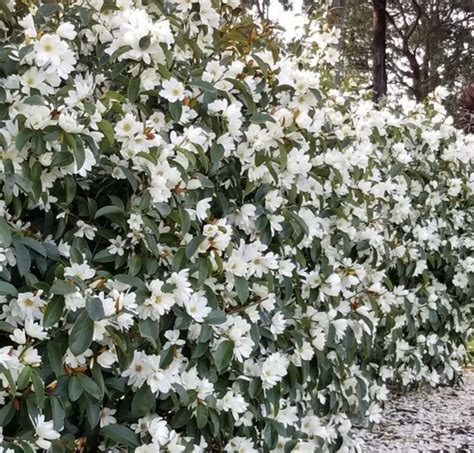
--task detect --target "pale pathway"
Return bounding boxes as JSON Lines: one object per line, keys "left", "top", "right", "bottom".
{"left": 355, "top": 369, "right": 474, "bottom": 452}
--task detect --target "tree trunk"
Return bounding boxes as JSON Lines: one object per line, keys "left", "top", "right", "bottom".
{"left": 330, "top": 0, "right": 348, "bottom": 84}
{"left": 372, "top": 0, "right": 387, "bottom": 102}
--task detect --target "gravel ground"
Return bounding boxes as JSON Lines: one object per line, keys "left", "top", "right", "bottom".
{"left": 354, "top": 369, "right": 474, "bottom": 452}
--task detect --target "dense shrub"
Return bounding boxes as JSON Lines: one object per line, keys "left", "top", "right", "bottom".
{"left": 0, "top": 1, "right": 472, "bottom": 452}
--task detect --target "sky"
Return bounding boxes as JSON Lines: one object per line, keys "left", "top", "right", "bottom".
{"left": 267, "top": 0, "right": 305, "bottom": 38}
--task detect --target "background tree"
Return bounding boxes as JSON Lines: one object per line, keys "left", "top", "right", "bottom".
{"left": 385, "top": 0, "right": 473, "bottom": 105}
{"left": 372, "top": 0, "right": 387, "bottom": 101}
{"left": 242, "top": 0, "right": 474, "bottom": 111}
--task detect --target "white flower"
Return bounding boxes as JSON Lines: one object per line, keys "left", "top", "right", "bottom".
{"left": 16, "top": 292, "right": 45, "bottom": 320}
{"left": 148, "top": 416, "right": 170, "bottom": 445}
{"left": 122, "top": 351, "right": 153, "bottom": 389}
{"left": 64, "top": 291, "right": 86, "bottom": 312}
{"left": 64, "top": 348, "right": 93, "bottom": 368}
{"left": 108, "top": 236, "right": 126, "bottom": 256}
{"left": 184, "top": 292, "right": 211, "bottom": 323}
{"left": 57, "top": 22, "right": 77, "bottom": 40}
{"left": 35, "top": 34, "right": 65, "bottom": 66}
{"left": 99, "top": 408, "right": 117, "bottom": 427}
{"left": 128, "top": 214, "right": 144, "bottom": 231}
{"left": 217, "top": 390, "right": 248, "bottom": 420}
{"left": 115, "top": 113, "right": 142, "bottom": 138}
{"left": 300, "top": 415, "right": 327, "bottom": 438}
{"left": 261, "top": 352, "right": 289, "bottom": 389}
{"left": 10, "top": 328, "right": 26, "bottom": 344}
{"left": 58, "top": 112, "right": 81, "bottom": 133}
{"left": 225, "top": 437, "right": 258, "bottom": 453}
{"left": 196, "top": 197, "right": 212, "bottom": 221}
{"left": 139, "top": 280, "right": 176, "bottom": 321}
{"left": 24, "top": 319, "right": 48, "bottom": 340}
{"left": 74, "top": 220, "right": 97, "bottom": 240}
{"left": 64, "top": 262, "right": 96, "bottom": 280}
{"left": 160, "top": 78, "right": 185, "bottom": 103}
{"left": 270, "top": 312, "right": 287, "bottom": 335}
{"left": 22, "top": 347, "right": 42, "bottom": 366}
{"left": 18, "top": 14, "right": 37, "bottom": 38}
{"left": 33, "top": 415, "right": 60, "bottom": 450}
{"left": 24, "top": 105, "right": 52, "bottom": 130}
{"left": 367, "top": 402, "right": 383, "bottom": 423}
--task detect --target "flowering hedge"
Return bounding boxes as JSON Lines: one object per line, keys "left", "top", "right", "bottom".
{"left": 0, "top": 1, "right": 472, "bottom": 452}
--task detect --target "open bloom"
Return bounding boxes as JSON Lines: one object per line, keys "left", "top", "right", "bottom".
{"left": 33, "top": 414, "right": 60, "bottom": 450}
{"left": 160, "top": 78, "right": 185, "bottom": 103}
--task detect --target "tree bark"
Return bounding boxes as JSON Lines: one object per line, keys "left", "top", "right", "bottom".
{"left": 372, "top": 0, "right": 387, "bottom": 102}
{"left": 330, "top": 0, "right": 348, "bottom": 85}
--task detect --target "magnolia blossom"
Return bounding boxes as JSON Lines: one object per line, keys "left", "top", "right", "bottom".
{"left": 33, "top": 415, "right": 60, "bottom": 450}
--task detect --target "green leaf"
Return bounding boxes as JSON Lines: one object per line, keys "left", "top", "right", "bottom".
{"left": 86, "top": 297, "right": 105, "bottom": 321}
{"left": 21, "top": 237, "right": 46, "bottom": 257}
{"left": 98, "top": 120, "right": 115, "bottom": 147}
{"left": 31, "top": 369, "right": 44, "bottom": 408}
{"left": 169, "top": 101, "right": 182, "bottom": 121}
{"left": 12, "top": 237, "right": 31, "bottom": 276}
{"left": 47, "top": 341, "right": 64, "bottom": 378}
{"left": 64, "top": 175, "right": 76, "bottom": 206}
{"left": 185, "top": 235, "right": 206, "bottom": 259}
{"left": 249, "top": 112, "right": 275, "bottom": 124}
{"left": 0, "top": 281, "right": 17, "bottom": 296}
{"left": 94, "top": 205, "right": 124, "bottom": 219}
{"left": 179, "top": 207, "right": 191, "bottom": 234}
{"left": 0, "top": 2, "right": 12, "bottom": 25}
{"left": 138, "top": 319, "right": 159, "bottom": 347}
{"left": 139, "top": 35, "right": 151, "bottom": 50}
{"left": 102, "top": 424, "right": 140, "bottom": 448}
{"left": 43, "top": 297, "right": 65, "bottom": 328}
{"left": 85, "top": 399, "right": 100, "bottom": 428}
{"left": 213, "top": 340, "right": 234, "bottom": 373}
{"left": 131, "top": 384, "right": 155, "bottom": 417}
{"left": 24, "top": 94, "right": 46, "bottom": 106}
{"left": 51, "top": 151, "right": 74, "bottom": 167}
{"left": 189, "top": 79, "right": 217, "bottom": 94}
{"left": 78, "top": 374, "right": 101, "bottom": 399}
{"left": 235, "top": 276, "right": 249, "bottom": 303}
{"left": 72, "top": 138, "right": 86, "bottom": 171}
{"left": 15, "top": 128, "right": 33, "bottom": 151}
{"left": 0, "top": 366, "right": 16, "bottom": 397}
{"left": 0, "top": 401, "right": 14, "bottom": 427}
{"left": 50, "top": 396, "right": 65, "bottom": 431}
{"left": 17, "top": 366, "right": 32, "bottom": 391}
{"left": 38, "top": 3, "right": 62, "bottom": 16}
{"left": 206, "top": 309, "right": 226, "bottom": 325}
{"left": 225, "top": 78, "right": 256, "bottom": 114}
{"left": 69, "top": 310, "right": 94, "bottom": 355}
{"left": 0, "top": 218, "right": 12, "bottom": 247}
{"left": 115, "top": 274, "right": 146, "bottom": 289}
{"left": 0, "top": 320, "right": 14, "bottom": 333}
{"left": 129, "top": 254, "right": 142, "bottom": 276}
{"left": 196, "top": 404, "right": 209, "bottom": 429}
{"left": 68, "top": 375, "right": 83, "bottom": 401}
{"left": 128, "top": 77, "right": 140, "bottom": 103}
{"left": 50, "top": 280, "right": 77, "bottom": 295}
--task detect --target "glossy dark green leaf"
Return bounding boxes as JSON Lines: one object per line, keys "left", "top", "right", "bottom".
{"left": 128, "top": 77, "right": 140, "bottom": 103}
{"left": 69, "top": 310, "right": 94, "bottom": 355}
{"left": 0, "top": 218, "right": 11, "bottom": 247}
{"left": 102, "top": 424, "right": 140, "bottom": 448}
{"left": 213, "top": 340, "right": 234, "bottom": 373}
{"left": 68, "top": 376, "right": 83, "bottom": 401}
{"left": 86, "top": 297, "right": 105, "bottom": 321}
{"left": 131, "top": 384, "right": 155, "bottom": 417}
{"left": 234, "top": 276, "right": 249, "bottom": 303}
{"left": 185, "top": 235, "right": 205, "bottom": 259}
